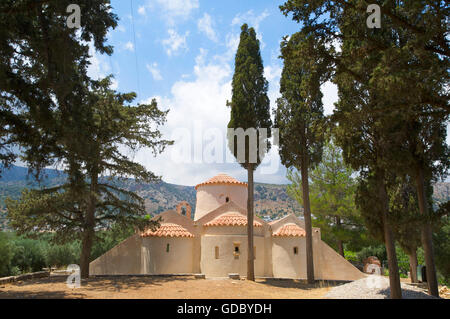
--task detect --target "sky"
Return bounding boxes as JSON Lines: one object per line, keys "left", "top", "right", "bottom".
{"left": 85, "top": 0, "right": 449, "bottom": 186}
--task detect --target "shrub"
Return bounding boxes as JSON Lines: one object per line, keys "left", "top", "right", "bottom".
{"left": 0, "top": 232, "right": 13, "bottom": 276}
{"left": 10, "top": 237, "right": 47, "bottom": 273}
{"left": 45, "top": 242, "right": 80, "bottom": 268}
{"left": 355, "top": 245, "right": 387, "bottom": 264}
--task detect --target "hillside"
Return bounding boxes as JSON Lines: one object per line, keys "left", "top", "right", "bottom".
{"left": 0, "top": 165, "right": 301, "bottom": 229}
{"left": 1, "top": 165, "right": 448, "bottom": 230}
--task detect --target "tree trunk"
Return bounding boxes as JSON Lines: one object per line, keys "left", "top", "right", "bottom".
{"left": 300, "top": 156, "right": 315, "bottom": 284}
{"left": 377, "top": 173, "right": 402, "bottom": 299}
{"left": 408, "top": 249, "right": 418, "bottom": 284}
{"left": 336, "top": 217, "right": 345, "bottom": 257}
{"left": 80, "top": 222, "right": 94, "bottom": 279}
{"left": 80, "top": 173, "right": 98, "bottom": 279}
{"left": 415, "top": 166, "right": 439, "bottom": 297}
{"left": 247, "top": 164, "right": 255, "bottom": 281}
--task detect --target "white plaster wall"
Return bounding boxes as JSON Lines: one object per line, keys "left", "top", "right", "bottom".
{"left": 194, "top": 184, "right": 247, "bottom": 220}
{"left": 142, "top": 237, "right": 194, "bottom": 274}
{"left": 314, "top": 240, "right": 366, "bottom": 281}
{"left": 272, "top": 237, "right": 307, "bottom": 279}
{"left": 89, "top": 234, "right": 143, "bottom": 275}
{"left": 200, "top": 233, "right": 265, "bottom": 277}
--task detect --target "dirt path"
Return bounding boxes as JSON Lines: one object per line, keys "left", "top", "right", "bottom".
{"left": 0, "top": 275, "right": 334, "bottom": 299}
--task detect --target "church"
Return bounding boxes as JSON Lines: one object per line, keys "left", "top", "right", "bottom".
{"left": 89, "top": 173, "right": 365, "bottom": 281}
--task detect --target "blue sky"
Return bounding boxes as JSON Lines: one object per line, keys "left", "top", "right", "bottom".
{"left": 85, "top": 0, "right": 449, "bottom": 186}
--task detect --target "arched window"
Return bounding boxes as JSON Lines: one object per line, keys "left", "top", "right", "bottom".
{"left": 226, "top": 196, "right": 230, "bottom": 203}
{"left": 166, "top": 243, "right": 170, "bottom": 253}
{"left": 293, "top": 247, "right": 298, "bottom": 255}
{"left": 215, "top": 246, "right": 219, "bottom": 259}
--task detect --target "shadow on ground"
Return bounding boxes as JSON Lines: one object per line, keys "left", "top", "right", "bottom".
{"left": 256, "top": 278, "right": 340, "bottom": 290}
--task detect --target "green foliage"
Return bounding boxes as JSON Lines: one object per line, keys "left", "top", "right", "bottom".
{"left": 0, "top": 224, "right": 135, "bottom": 277}
{"left": 274, "top": 32, "right": 327, "bottom": 171}
{"left": 433, "top": 215, "right": 450, "bottom": 285}
{"left": 343, "top": 250, "right": 358, "bottom": 264}
{"left": 287, "top": 138, "right": 365, "bottom": 252}
{"left": 0, "top": 232, "right": 13, "bottom": 276}
{"left": 45, "top": 242, "right": 81, "bottom": 268}
{"left": 0, "top": 0, "right": 118, "bottom": 175}
{"left": 355, "top": 245, "right": 387, "bottom": 265}
{"left": 9, "top": 236, "right": 47, "bottom": 274}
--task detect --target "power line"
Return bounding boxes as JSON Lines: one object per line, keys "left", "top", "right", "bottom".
{"left": 130, "top": 0, "right": 141, "bottom": 99}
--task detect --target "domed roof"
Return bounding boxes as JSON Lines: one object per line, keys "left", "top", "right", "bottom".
{"left": 204, "top": 212, "right": 262, "bottom": 227}
{"left": 141, "top": 223, "right": 194, "bottom": 238}
{"left": 272, "top": 223, "right": 306, "bottom": 237}
{"left": 195, "top": 173, "right": 248, "bottom": 190}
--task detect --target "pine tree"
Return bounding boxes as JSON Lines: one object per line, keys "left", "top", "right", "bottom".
{"left": 6, "top": 78, "right": 172, "bottom": 278}
{"left": 227, "top": 24, "right": 272, "bottom": 281}
{"left": 274, "top": 32, "right": 328, "bottom": 284}
{"left": 287, "top": 137, "right": 363, "bottom": 257}
{"left": 0, "top": 0, "right": 118, "bottom": 176}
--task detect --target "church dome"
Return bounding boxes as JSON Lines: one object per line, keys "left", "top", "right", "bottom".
{"left": 195, "top": 173, "right": 247, "bottom": 190}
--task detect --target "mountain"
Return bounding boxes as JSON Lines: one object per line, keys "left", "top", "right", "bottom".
{"left": 0, "top": 165, "right": 302, "bottom": 229}
{"left": 1, "top": 165, "right": 448, "bottom": 230}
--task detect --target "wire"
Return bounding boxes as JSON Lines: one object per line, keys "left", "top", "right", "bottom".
{"left": 130, "top": 0, "right": 141, "bottom": 99}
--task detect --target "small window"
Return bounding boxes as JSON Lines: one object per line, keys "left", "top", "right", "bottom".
{"left": 225, "top": 196, "right": 230, "bottom": 203}
{"left": 215, "top": 246, "right": 219, "bottom": 259}
{"left": 166, "top": 243, "right": 170, "bottom": 253}
{"left": 181, "top": 206, "right": 187, "bottom": 215}
{"left": 293, "top": 247, "right": 298, "bottom": 255}
{"left": 233, "top": 243, "right": 240, "bottom": 259}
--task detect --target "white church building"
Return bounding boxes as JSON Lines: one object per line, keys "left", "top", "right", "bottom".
{"left": 89, "top": 173, "right": 365, "bottom": 281}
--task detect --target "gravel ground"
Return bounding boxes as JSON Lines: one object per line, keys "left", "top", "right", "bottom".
{"left": 325, "top": 276, "right": 439, "bottom": 299}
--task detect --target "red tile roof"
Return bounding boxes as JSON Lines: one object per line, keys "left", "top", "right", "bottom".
{"left": 204, "top": 213, "right": 262, "bottom": 227}
{"left": 141, "top": 223, "right": 194, "bottom": 238}
{"left": 195, "top": 173, "right": 248, "bottom": 190}
{"left": 272, "top": 223, "right": 306, "bottom": 237}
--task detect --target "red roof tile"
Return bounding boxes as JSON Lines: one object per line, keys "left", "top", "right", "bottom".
{"left": 272, "top": 223, "right": 306, "bottom": 237}
{"left": 195, "top": 173, "right": 247, "bottom": 190}
{"left": 141, "top": 223, "right": 194, "bottom": 238}
{"left": 204, "top": 213, "right": 262, "bottom": 227}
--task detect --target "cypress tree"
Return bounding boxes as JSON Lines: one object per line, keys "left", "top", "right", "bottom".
{"left": 227, "top": 24, "right": 272, "bottom": 281}
{"left": 274, "top": 32, "right": 327, "bottom": 284}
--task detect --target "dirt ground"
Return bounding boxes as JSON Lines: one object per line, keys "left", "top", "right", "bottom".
{"left": 0, "top": 274, "right": 335, "bottom": 299}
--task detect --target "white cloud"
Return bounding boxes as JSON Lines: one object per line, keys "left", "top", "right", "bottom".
{"left": 116, "top": 25, "right": 126, "bottom": 33}
{"left": 231, "top": 9, "right": 270, "bottom": 31}
{"left": 162, "top": 29, "right": 189, "bottom": 56}
{"left": 124, "top": 41, "right": 134, "bottom": 52}
{"left": 198, "top": 13, "right": 218, "bottom": 42}
{"left": 321, "top": 81, "right": 338, "bottom": 116}
{"left": 138, "top": 6, "right": 146, "bottom": 16}
{"left": 264, "top": 65, "right": 282, "bottom": 83}
{"left": 157, "top": 0, "right": 199, "bottom": 22}
{"left": 87, "top": 43, "right": 119, "bottom": 90}
{"left": 146, "top": 62, "right": 163, "bottom": 81}
{"left": 140, "top": 0, "right": 199, "bottom": 25}
{"left": 135, "top": 47, "right": 286, "bottom": 185}
{"left": 231, "top": 9, "right": 269, "bottom": 47}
